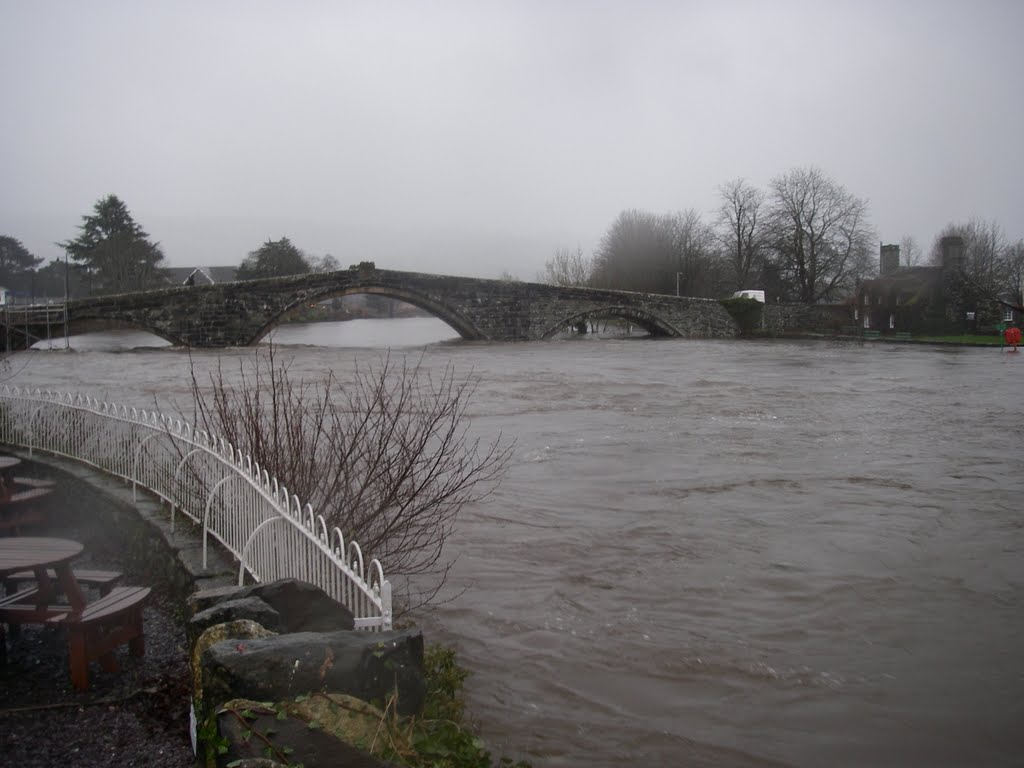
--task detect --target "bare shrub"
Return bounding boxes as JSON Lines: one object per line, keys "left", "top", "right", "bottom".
{"left": 188, "top": 345, "right": 512, "bottom": 613}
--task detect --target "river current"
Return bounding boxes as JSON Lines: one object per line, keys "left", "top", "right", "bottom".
{"left": 11, "top": 318, "right": 1024, "bottom": 767}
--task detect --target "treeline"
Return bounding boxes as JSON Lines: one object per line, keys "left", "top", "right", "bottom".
{"left": 0, "top": 195, "right": 342, "bottom": 301}
{"left": 4, "top": 180, "right": 1022, "bottom": 308}
{"left": 540, "top": 166, "right": 1024, "bottom": 306}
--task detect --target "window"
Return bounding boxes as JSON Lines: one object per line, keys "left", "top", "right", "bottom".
{"left": 854, "top": 308, "right": 859, "bottom": 320}
{"left": 863, "top": 315, "right": 870, "bottom": 329}
{"left": 889, "top": 314, "right": 895, "bottom": 329}
{"left": 1004, "top": 308, "right": 1014, "bottom": 323}
{"left": 862, "top": 294, "right": 869, "bottom": 306}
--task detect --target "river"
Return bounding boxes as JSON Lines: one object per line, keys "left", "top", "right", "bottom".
{"left": 11, "top": 317, "right": 1024, "bottom": 766}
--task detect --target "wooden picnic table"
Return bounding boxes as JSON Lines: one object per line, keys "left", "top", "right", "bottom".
{"left": 0, "top": 536, "right": 87, "bottom": 619}
{"left": 0, "top": 537, "right": 150, "bottom": 689}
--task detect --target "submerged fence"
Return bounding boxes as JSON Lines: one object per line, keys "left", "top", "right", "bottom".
{"left": 0, "top": 386, "right": 392, "bottom": 630}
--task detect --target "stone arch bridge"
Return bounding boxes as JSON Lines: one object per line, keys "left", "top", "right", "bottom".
{"left": 1, "top": 267, "right": 739, "bottom": 349}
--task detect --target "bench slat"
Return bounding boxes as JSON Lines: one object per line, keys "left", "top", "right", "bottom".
{"left": 5, "top": 487, "right": 53, "bottom": 503}
{"left": 4, "top": 569, "right": 122, "bottom": 598}
{"left": 66, "top": 586, "right": 150, "bottom": 624}
{"left": 10, "top": 476, "right": 56, "bottom": 488}
{"left": 0, "top": 587, "right": 39, "bottom": 608}
{"left": 4, "top": 568, "right": 122, "bottom": 586}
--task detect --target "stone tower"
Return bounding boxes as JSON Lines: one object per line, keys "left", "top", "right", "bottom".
{"left": 880, "top": 244, "right": 900, "bottom": 276}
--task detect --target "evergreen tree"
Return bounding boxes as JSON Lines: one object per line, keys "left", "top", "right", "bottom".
{"left": 0, "top": 236, "right": 43, "bottom": 292}
{"left": 60, "top": 195, "right": 166, "bottom": 295}
{"left": 237, "top": 237, "right": 311, "bottom": 279}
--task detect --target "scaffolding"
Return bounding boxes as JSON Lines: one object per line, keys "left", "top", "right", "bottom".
{"left": 0, "top": 301, "right": 69, "bottom": 351}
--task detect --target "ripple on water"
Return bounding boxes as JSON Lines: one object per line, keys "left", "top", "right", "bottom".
{"left": 9, "top": 332, "right": 1024, "bottom": 768}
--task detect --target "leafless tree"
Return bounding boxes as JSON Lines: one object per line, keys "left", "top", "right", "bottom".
{"left": 670, "top": 208, "right": 724, "bottom": 297}
{"left": 188, "top": 346, "right": 513, "bottom": 613}
{"left": 1006, "top": 239, "right": 1024, "bottom": 305}
{"left": 310, "top": 253, "right": 341, "bottom": 273}
{"left": 591, "top": 209, "right": 673, "bottom": 293}
{"left": 766, "top": 166, "right": 875, "bottom": 303}
{"left": 929, "top": 218, "right": 1012, "bottom": 296}
{"left": 716, "top": 178, "right": 766, "bottom": 290}
{"left": 591, "top": 208, "right": 722, "bottom": 296}
{"left": 539, "top": 245, "right": 592, "bottom": 286}
{"left": 900, "top": 235, "right": 923, "bottom": 267}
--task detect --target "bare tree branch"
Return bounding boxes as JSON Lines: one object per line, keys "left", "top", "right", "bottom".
{"left": 187, "top": 346, "right": 514, "bottom": 614}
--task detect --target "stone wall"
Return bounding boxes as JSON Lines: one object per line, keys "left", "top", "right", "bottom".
{"left": 762, "top": 303, "right": 852, "bottom": 335}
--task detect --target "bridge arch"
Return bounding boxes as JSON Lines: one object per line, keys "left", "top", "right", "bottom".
{"left": 65, "top": 317, "right": 182, "bottom": 346}
{"left": 250, "top": 284, "right": 488, "bottom": 344}
{"left": 541, "top": 306, "right": 682, "bottom": 340}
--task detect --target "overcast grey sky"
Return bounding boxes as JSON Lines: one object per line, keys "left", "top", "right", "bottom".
{"left": 2, "top": 0, "right": 1021, "bottom": 279}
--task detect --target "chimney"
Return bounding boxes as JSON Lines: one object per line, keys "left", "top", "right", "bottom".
{"left": 941, "top": 236, "right": 964, "bottom": 272}
{"left": 880, "top": 244, "right": 900, "bottom": 276}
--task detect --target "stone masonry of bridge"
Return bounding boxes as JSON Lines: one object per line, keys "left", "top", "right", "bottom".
{"left": 4, "top": 266, "right": 740, "bottom": 349}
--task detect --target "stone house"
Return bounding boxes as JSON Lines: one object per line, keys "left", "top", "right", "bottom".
{"left": 853, "top": 237, "right": 1019, "bottom": 335}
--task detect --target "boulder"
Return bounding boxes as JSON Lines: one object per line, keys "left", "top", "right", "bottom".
{"left": 188, "top": 597, "right": 283, "bottom": 649}
{"left": 189, "top": 578, "right": 356, "bottom": 633}
{"left": 187, "top": 585, "right": 244, "bottom": 617}
{"left": 215, "top": 696, "right": 396, "bottom": 768}
{"left": 192, "top": 619, "right": 278, "bottom": 705}
{"left": 235, "top": 579, "right": 356, "bottom": 633}
{"left": 201, "top": 629, "right": 425, "bottom": 716}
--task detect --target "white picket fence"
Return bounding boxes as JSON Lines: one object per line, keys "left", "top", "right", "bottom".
{"left": 0, "top": 386, "right": 392, "bottom": 630}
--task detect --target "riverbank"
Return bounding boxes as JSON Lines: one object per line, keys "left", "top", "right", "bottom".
{"left": 745, "top": 329, "right": 1009, "bottom": 346}
{"left": 0, "top": 518, "right": 195, "bottom": 767}
{"left": 0, "top": 453, "right": 523, "bottom": 768}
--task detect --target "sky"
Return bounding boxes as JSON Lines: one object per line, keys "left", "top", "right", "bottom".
{"left": 2, "top": 0, "right": 1022, "bottom": 280}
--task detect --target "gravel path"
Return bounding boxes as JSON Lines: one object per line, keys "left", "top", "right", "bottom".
{"left": 0, "top": 519, "right": 195, "bottom": 767}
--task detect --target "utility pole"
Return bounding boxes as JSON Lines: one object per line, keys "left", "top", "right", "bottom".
{"left": 63, "top": 252, "right": 69, "bottom": 349}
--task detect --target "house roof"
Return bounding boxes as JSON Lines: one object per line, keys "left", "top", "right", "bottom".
{"left": 862, "top": 265, "right": 942, "bottom": 291}
{"left": 164, "top": 266, "right": 238, "bottom": 285}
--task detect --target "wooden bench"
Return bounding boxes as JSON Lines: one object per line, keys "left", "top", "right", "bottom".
{"left": 894, "top": 332, "right": 912, "bottom": 340}
{"left": 55, "top": 586, "right": 150, "bottom": 690}
{"left": 863, "top": 330, "right": 881, "bottom": 339}
{"left": 0, "top": 486, "right": 53, "bottom": 534}
{"left": 10, "top": 477, "right": 57, "bottom": 489}
{"left": 3, "top": 568, "right": 123, "bottom": 597}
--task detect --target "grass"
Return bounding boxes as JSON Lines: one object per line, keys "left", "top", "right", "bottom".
{"left": 910, "top": 334, "right": 1007, "bottom": 346}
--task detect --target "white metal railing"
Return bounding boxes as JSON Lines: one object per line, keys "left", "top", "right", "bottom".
{"left": 0, "top": 385, "right": 392, "bottom": 630}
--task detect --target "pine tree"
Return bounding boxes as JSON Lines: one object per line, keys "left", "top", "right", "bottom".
{"left": 60, "top": 195, "right": 167, "bottom": 295}
{"left": 236, "top": 237, "right": 311, "bottom": 279}
{"left": 0, "top": 236, "right": 43, "bottom": 290}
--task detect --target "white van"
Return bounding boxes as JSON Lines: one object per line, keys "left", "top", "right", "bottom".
{"left": 732, "top": 290, "right": 765, "bottom": 303}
